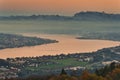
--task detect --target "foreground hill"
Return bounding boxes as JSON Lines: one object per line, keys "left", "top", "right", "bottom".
{"left": 0, "top": 33, "right": 58, "bottom": 49}
{"left": 0, "top": 45, "right": 120, "bottom": 78}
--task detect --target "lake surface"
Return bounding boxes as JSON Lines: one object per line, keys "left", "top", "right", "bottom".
{"left": 0, "top": 34, "right": 119, "bottom": 59}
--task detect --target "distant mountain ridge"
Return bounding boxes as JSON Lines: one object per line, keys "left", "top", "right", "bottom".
{"left": 0, "top": 11, "right": 120, "bottom": 21}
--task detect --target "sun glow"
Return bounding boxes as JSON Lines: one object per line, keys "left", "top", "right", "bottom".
{"left": 0, "top": 0, "right": 120, "bottom": 15}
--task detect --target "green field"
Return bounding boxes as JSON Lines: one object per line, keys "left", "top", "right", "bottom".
{"left": 26, "top": 58, "right": 88, "bottom": 71}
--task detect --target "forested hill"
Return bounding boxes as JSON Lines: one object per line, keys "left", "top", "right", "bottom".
{"left": 0, "top": 11, "right": 120, "bottom": 21}
{"left": 74, "top": 11, "right": 120, "bottom": 21}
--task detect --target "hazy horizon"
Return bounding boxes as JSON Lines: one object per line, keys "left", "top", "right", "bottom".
{"left": 0, "top": 11, "right": 119, "bottom": 17}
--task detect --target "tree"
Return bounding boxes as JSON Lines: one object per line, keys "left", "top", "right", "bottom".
{"left": 106, "top": 68, "right": 120, "bottom": 80}
{"left": 79, "top": 70, "right": 90, "bottom": 80}
{"left": 110, "top": 62, "right": 116, "bottom": 71}
{"left": 60, "top": 68, "right": 67, "bottom": 75}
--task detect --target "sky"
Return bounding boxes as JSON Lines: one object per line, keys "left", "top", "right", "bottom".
{"left": 0, "top": 0, "right": 120, "bottom": 16}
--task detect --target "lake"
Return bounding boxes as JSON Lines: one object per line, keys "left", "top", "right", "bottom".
{"left": 0, "top": 33, "right": 119, "bottom": 59}
{"left": 0, "top": 20, "right": 120, "bottom": 59}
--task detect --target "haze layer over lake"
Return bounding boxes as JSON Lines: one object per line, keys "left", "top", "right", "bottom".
{"left": 0, "top": 20, "right": 120, "bottom": 34}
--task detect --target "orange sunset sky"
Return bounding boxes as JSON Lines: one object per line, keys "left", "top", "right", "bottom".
{"left": 0, "top": 0, "right": 120, "bottom": 16}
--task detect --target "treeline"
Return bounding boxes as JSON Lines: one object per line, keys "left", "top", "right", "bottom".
{"left": 4, "top": 62, "right": 120, "bottom": 80}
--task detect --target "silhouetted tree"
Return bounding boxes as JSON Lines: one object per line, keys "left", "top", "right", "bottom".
{"left": 110, "top": 62, "right": 116, "bottom": 71}
{"left": 60, "top": 68, "right": 67, "bottom": 75}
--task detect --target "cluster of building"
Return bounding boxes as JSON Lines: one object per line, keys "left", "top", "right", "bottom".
{"left": 0, "top": 67, "right": 20, "bottom": 79}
